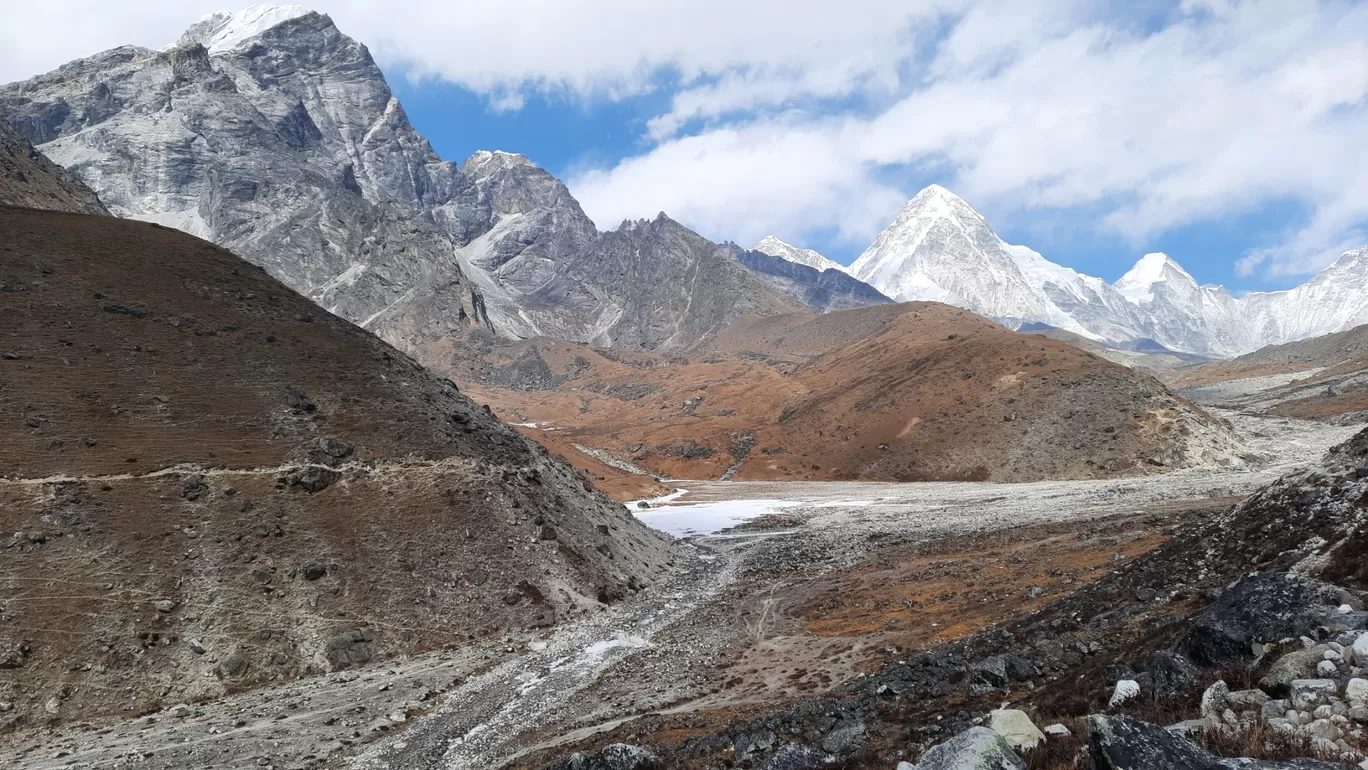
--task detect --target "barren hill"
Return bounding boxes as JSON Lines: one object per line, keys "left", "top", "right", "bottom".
{"left": 1165, "top": 324, "right": 1368, "bottom": 422}
{"left": 445, "top": 303, "right": 1243, "bottom": 484}
{"left": 0, "top": 204, "right": 675, "bottom": 730}
{"left": 0, "top": 119, "right": 107, "bottom": 215}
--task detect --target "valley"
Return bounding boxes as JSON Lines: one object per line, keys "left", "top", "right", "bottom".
{"left": 5, "top": 5, "right": 1368, "bottom": 770}
{"left": 2, "top": 406, "right": 1354, "bottom": 769}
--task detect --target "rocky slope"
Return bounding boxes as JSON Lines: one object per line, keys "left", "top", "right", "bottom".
{"left": 0, "top": 7, "right": 853, "bottom": 360}
{"left": 446, "top": 302, "right": 1244, "bottom": 484}
{"left": 0, "top": 200, "right": 676, "bottom": 730}
{"left": 840, "top": 185, "right": 1368, "bottom": 358}
{"left": 520, "top": 425, "right": 1368, "bottom": 770}
{"left": 0, "top": 118, "right": 106, "bottom": 214}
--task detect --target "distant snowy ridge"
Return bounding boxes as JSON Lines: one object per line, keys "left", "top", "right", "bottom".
{"left": 850, "top": 185, "right": 1368, "bottom": 358}
{"left": 753, "top": 236, "right": 846, "bottom": 273}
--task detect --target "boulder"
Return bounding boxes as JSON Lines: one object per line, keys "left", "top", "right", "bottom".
{"left": 324, "top": 628, "right": 375, "bottom": 668}
{"left": 1147, "top": 650, "right": 1199, "bottom": 697}
{"left": 1346, "top": 678, "right": 1368, "bottom": 705}
{"left": 1290, "top": 679, "right": 1339, "bottom": 711}
{"left": 1179, "top": 573, "right": 1348, "bottom": 666}
{"left": 1200, "top": 681, "right": 1230, "bottom": 722}
{"left": 1090, "top": 714, "right": 1217, "bottom": 769}
{"left": 1354, "top": 632, "right": 1368, "bottom": 666}
{"left": 1261, "top": 645, "right": 1332, "bottom": 697}
{"left": 757, "top": 743, "right": 828, "bottom": 770}
{"left": 906, "top": 727, "right": 1024, "bottom": 770}
{"left": 820, "top": 720, "right": 866, "bottom": 754}
{"left": 989, "top": 709, "right": 1044, "bottom": 752}
{"left": 1110, "top": 680, "right": 1141, "bottom": 708}
{"left": 1226, "top": 689, "right": 1270, "bottom": 712}
{"left": 549, "top": 744, "right": 658, "bottom": 770}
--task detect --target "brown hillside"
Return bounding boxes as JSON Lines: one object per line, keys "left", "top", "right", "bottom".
{"left": 0, "top": 119, "right": 107, "bottom": 215}
{"left": 442, "top": 303, "right": 1241, "bottom": 484}
{"left": 0, "top": 206, "right": 675, "bottom": 730}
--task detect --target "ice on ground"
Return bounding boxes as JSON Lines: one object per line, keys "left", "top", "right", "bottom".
{"left": 582, "top": 632, "right": 649, "bottom": 658}
{"left": 633, "top": 498, "right": 797, "bottom": 537}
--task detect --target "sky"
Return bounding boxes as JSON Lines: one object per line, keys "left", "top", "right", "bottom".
{"left": 4, "top": 0, "right": 1368, "bottom": 291}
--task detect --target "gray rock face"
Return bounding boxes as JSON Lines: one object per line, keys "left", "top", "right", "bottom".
{"left": 0, "top": 9, "right": 819, "bottom": 358}
{"left": 908, "top": 726, "right": 1025, "bottom": 770}
{"left": 734, "top": 246, "right": 891, "bottom": 311}
{"left": 1090, "top": 714, "right": 1344, "bottom": 770}
{"left": 0, "top": 14, "right": 489, "bottom": 359}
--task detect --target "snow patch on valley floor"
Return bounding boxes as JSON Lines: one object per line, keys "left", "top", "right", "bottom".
{"left": 630, "top": 496, "right": 799, "bottom": 537}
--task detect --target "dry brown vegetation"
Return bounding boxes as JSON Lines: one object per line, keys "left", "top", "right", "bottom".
{"left": 443, "top": 303, "right": 1235, "bottom": 488}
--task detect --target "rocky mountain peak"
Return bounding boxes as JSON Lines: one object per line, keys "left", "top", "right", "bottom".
{"left": 460, "top": 149, "right": 536, "bottom": 179}
{"left": 176, "top": 4, "right": 315, "bottom": 54}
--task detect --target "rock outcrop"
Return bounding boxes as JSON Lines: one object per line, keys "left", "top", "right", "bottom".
{"left": 0, "top": 9, "right": 849, "bottom": 361}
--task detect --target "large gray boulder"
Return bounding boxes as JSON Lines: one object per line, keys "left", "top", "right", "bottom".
{"left": 906, "top": 726, "right": 1025, "bottom": 770}
{"left": 1178, "top": 573, "right": 1353, "bottom": 666}
{"left": 1090, "top": 714, "right": 1343, "bottom": 769}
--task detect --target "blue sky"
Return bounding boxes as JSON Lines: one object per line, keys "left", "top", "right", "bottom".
{"left": 6, "top": 0, "right": 1368, "bottom": 291}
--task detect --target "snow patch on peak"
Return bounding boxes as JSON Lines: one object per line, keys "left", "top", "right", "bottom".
{"left": 461, "top": 150, "right": 535, "bottom": 178}
{"left": 1114, "top": 253, "right": 1195, "bottom": 305}
{"left": 177, "top": 5, "right": 313, "bottom": 54}
{"left": 754, "top": 236, "right": 845, "bottom": 273}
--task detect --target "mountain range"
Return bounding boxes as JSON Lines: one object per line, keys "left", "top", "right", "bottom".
{"left": 757, "top": 185, "right": 1368, "bottom": 358}
{"left": 4, "top": 4, "right": 1367, "bottom": 362}
{"left": 0, "top": 6, "right": 877, "bottom": 363}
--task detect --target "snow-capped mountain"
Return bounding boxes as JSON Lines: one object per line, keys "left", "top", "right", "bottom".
{"left": 846, "top": 185, "right": 1368, "bottom": 358}
{"left": 754, "top": 236, "right": 846, "bottom": 273}
{"left": 0, "top": 5, "right": 824, "bottom": 355}
{"left": 847, "top": 185, "right": 1109, "bottom": 338}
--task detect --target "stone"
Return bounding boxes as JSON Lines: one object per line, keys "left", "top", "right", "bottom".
{"left": 216, "top": 654, "right": 248, "bottom": 679}
{"left": 1179, "top": 573, "right": 1348, "bottom": 666}
{"left": 283, "top": 467, "right": 340, "bottom": 493}
{"left": 1043, "top": 723, "right": 1071, "bottom": 737}
{"left": 1350, "top": 706, "right": 1368, "bottom": 723}
{"left": 324, "top": 629, "right": 375, "bottom": 668}
{"left": 732, "top": 730, "right": 776, "bottom": 761}
{"left": 1226, "top": 689, "right": 1269, "bottom": 712}
{"left": 549, "top": 743, "right": 658, "bottom": 770}
{"left": 301, "top": 563, "right": 327, "bottom": 581}
{"left": 44, "top": 696, "right": 61, "bottom": 714}
{"left": 989, "top": 709, "right": 1045, "bottom": 752}
{"left": 1347, "top": 678, "right": 1368, "bottom": 704}
{"left": 1261, "top": 645, "right": 1332, "bottom": 696}
{"left": 758, "top": 743, "right": 828, "bottom": 770}
{"left": 1200, "top": 681, "right": 1230, "bottom": 722}
{"left": 1147, "top": 650, "right": 1199, "bottom": 697}
{"left": 820, "top": 720, "right": 866, "bottom": 754}
{"left": 1261, "top": 699, "right": 1291, "bottom": 722}
{"left": 908, "top": 726, "right": 1024, "bottom": 770}
{"left": 1354, "top": 633, "right": 1368, "bottom": 667}
{"left": 1090, "top": 715, "right": 1214, "bottom": 769}
{"left": 152, "top": 599, "right": 178, "bottom": 613}
{"left": 968, "top": 656, "right": 1011, "bottom": 695}
{"left": 1110, "top": 680, "right": 1141, "bottom": 708}
{"left": 314, "top": 437, "right": 354, "bottom": 460}
{"left": 1290, "top": 679, "right": 1340, "bottom": 711}
{"left": 1318, "top": 660, "right": 1340, "bottom": 677}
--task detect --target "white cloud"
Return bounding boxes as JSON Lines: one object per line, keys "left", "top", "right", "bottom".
{"left": 4, "top": 0, "right": 1368, "bottom": 278}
